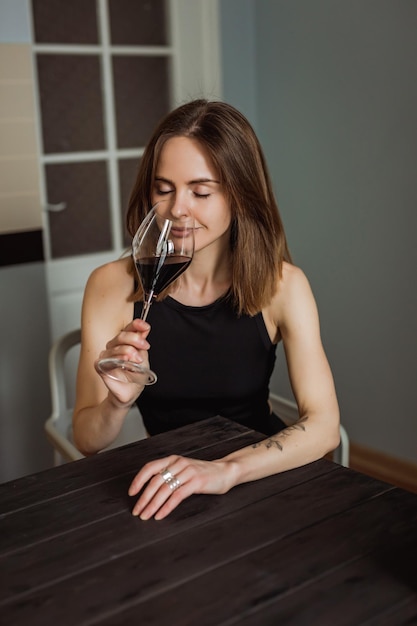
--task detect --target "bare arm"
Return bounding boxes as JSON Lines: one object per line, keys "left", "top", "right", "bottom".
{"left": 72, "top": 259, "right": 150, "bottom": 455}
{"left": 222, "top": 264, "right": 340, "bottom": 482}
{"left": 129, "top": 264, "right": 340, "bottom": 519}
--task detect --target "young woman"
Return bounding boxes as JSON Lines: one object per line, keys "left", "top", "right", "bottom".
{"left": 73, "top": 99, "right": 340, "bottom": 520}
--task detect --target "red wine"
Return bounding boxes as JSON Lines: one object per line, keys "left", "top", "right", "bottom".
{"left": 136, "top": 255, "right": 191, "bottom": 297}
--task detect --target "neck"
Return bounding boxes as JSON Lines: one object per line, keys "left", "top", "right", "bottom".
{"left": 171, "top": 245, "right": 232, "bottom": 307}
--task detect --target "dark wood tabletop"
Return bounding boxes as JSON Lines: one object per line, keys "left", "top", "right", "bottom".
{"left": 1, "top": 416, "right": 417, "bottom": 625}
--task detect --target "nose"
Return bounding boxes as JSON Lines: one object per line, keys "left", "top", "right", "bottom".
{"left": 166, "top": 193, "right": 193, "bottom": 220}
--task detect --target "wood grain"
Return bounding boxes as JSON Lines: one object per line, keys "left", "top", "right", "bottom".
{"left": 1, "top": 417, "right": 416, "bottom": 626}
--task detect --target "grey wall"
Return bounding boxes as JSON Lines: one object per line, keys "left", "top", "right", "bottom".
{"left": 221, "top": 0, "right": 417, "bottom": 463}
{"left": 218, "top": 0, "right": 258, "bottom": 128}
{"left": 0, "top": 264, "right": 53, "bottom": 481}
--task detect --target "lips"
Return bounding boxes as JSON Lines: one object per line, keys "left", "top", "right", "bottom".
{"left": 170, "top": 227, "right": 194, "bottom": 237}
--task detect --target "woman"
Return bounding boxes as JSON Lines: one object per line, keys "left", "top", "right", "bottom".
{"left": 73, "top": 99, "right": 340, "bottom": 520}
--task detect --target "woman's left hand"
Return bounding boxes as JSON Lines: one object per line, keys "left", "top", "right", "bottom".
{"left": 128, "top": 454, "right": 235, "bottom": 520}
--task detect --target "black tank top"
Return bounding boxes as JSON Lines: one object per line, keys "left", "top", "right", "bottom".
{"left": 134, "top": 295, "right": 281, "bottom": 436}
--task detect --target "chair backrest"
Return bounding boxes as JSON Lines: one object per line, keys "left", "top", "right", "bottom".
{"left": 45, "top": 329, "right": 84, "bottom": 463}
{"left": 50, "top": 329, "right": 81, "bottom": 416}
{"left": 45, "top": 328, "right": 147, "bottom": 464}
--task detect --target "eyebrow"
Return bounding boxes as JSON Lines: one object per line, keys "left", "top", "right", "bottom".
{"left": 155, "top": 176, "right": 220, "bottom": 185}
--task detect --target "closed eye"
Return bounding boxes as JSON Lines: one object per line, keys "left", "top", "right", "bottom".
{"left": 194, "top": 192, "right": 210, "bottom": 198}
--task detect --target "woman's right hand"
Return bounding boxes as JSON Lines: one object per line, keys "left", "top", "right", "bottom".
{"left": 95, "top": 318, "right": 151, "bottom": 406}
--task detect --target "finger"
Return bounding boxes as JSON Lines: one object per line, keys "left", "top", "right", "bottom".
{"left": 136, "top": 462, "right": 197, "bottom": 519}
{"left": 98, "top": 347, "right": 143, "bottom": 365}
{"left": 122, "top": 330, "right": 150, "bottom": 350}
{"left": 131, "top": 473, "right": 167, "bottom": 516}
{"left": 128, "top": 456, "right": 179, "bottom": 496}
{"left": 107, "top": 331, "right": 150, "bottom": 352}
{"left": 151, "top": 466, "right": 199, "bottom": 520}
{"left": 132, "top": 460, "right": 190, "bottom": 518}
{"left": 139, "top": 474, "right": 193, "bottom": 520}
{"left": 134, "top": 482, "right": 171, "bottom": 519}
{"left": 153, "top": 483, "right": 194, "bottom": 520}
{"left": 130, "top": 319, "right": 151, "bottom": 337}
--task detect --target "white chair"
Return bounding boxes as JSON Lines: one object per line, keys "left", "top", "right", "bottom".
{"left": 269, "top": 393, "right": 350, "bottom": 467}
{"left": 45, "top": 329, "right": 349, "bottom": 467}
{"left": 45, "top": 328, "right": 147, "bottom": 465}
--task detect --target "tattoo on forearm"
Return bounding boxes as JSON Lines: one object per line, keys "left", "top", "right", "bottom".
{"left": 252, "top": 416, "right": 309, "bottom": 451}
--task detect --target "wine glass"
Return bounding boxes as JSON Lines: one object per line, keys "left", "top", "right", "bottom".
{"left": 96, "top": 203, "right": 194, "bottom": 385}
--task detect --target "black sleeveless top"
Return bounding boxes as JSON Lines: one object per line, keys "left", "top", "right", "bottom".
{"left": 134, "top": 295, "right": 283, "bottom": 436}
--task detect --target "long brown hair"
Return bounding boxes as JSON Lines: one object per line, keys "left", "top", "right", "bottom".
{"left": 126, "top": 99, "right": 292, "bottom": 315}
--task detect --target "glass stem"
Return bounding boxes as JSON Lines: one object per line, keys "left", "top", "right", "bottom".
{"left": 141, "top": 294, "right": 153, "bottom": 322}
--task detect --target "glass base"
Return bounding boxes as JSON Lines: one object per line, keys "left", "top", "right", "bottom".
{"left": 95, "top": 358, "right": 157, "bottom": 385}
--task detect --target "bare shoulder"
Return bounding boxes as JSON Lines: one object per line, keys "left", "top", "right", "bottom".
{"left": 82, "top": 257, "right": 134, "bottom": 332}
{"left": 267, "top": 262, "right": 319, "bottom": 333}
{"left": 273, "top": 261, "right": 315, "bottom": 305}
{"left": 280, "top": 262, "right": 314, "bottom": 300}
{"left": 85, "top": 257, "right": 133, "bottom": 302}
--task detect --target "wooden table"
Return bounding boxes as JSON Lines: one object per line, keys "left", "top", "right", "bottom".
{"left": 1, "top": 416, "right": 417, "bottom": 625}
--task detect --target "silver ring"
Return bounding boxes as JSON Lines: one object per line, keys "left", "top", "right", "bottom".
{"left": 160, "top": 468, "right": 174, "bottom": 483}
{"left": 168, "top": 478, "right": 181, "bottom": 491}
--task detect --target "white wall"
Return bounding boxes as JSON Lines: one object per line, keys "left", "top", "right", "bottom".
{"left": 221, "top": 0, "right": 417, "bottom": 464}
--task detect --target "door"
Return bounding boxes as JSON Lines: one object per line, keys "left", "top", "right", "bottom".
{"left": 31, "top": 0, "right": 222, "bottom": 339}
